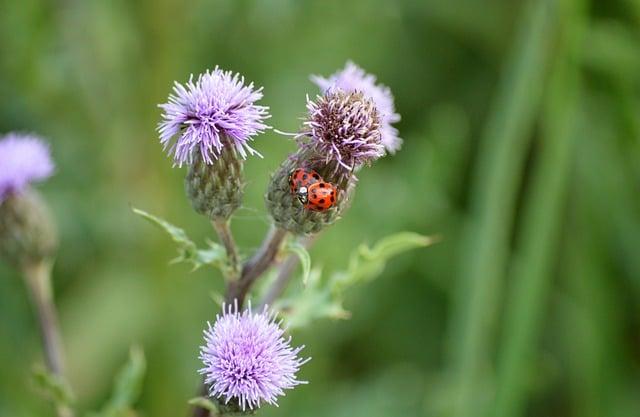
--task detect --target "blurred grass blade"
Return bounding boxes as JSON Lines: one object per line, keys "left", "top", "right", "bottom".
{"left": 490, "top": 0, "right": 586, "bottom": 416}
{"left": 446, "top": 1, "right": 558, "bottom": 416}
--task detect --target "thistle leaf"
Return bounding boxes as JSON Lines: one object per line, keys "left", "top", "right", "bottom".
{"left": 133, "top": 208, "right": 226, "bottom": 271}
{"left": 283, "top": 239, "right": 311, "bottom": 286}
{"left": 32, "top": 366, "right": 75, "bottom": 409}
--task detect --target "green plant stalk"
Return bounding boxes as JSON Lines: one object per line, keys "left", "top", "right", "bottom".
{"left": 23, "top": 259, "right": 75, "bottom": 417}
{"left": 447, "top": 1, "right": 557, "bottom": 416}
{"left": 211, "top": 219, "right": 240, "bottom": 280}
{"left": 489, "top": 0, "right": 586, "bottom": 415}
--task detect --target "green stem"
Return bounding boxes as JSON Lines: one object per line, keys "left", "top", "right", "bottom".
{"left": 446, "top": 1, "right": 557, "bottom": 416}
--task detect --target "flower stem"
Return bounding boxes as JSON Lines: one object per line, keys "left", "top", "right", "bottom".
{"left": 22, "top": 259, "right": 74, "bottom": 417}
{"left": 211, "top": 219, "right": 240, "bottom": 280}
{"left": 225, "top": 226, "right": 288, "bottom": 307}
{"left": 260, "top": 234, "right": 318, "bottom": 308}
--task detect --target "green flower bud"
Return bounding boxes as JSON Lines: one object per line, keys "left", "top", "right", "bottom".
{"left": 185, "top": 139, "right": 244, "bottom": 221}
{"left": 265, "top": 148, "right": 355, "bottom": 236}
{"left": 0, "top": 190, "right": 58, "bottom": 268}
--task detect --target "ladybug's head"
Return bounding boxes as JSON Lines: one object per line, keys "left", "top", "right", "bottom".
{"left": 296, "top": 186, "right": 309, "bottom": 205}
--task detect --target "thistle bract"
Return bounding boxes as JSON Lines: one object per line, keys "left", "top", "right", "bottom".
{"left": 158, "top": 67, "right": 271, "bottom": 166}
{"left": 312, "top": 61, "right": 401, "bottom": 153}
{"left": 199, "top": 302, "right": 309, "bottom": 411}
{"left": 0, "top": 133, "right": 54, "bottom": 203}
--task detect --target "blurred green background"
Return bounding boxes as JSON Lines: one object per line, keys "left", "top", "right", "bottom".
{"left": 1, "top": 0, "right": 640, "bottom": 416}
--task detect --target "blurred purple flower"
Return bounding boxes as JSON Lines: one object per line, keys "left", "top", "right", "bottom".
{"left": 0, "top": 133, "right": 54, "bottom": 203}
{"left": 158, "top": 67, "right": 271, "bottom": 167}
{"left": 312, "top": 61, "right": 402, "bottom": 153}
{"left": 199, "top": 301, "right": 309, "bottom": 411}
{"left": 301, "top": 90, "right": 384, "bottom": 176}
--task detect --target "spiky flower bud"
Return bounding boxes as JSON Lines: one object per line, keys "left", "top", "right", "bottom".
{"left": 266, "top": 148, "right": 356, "bottom": 235}
{"left": 185, "top": 139, "right": 244, "bottom": 221}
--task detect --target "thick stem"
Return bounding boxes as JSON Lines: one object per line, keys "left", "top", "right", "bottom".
{"left": 225, "top": 226, "right": 288, "bottom": 307}
{"left": 211, "top": 219, "right": 240, "bottom": 280}
{"left": 260, "top": 234, "right": 318, "bottom": 308}
{"left": 22, "top": 260, "right": 74, "bottom": 417}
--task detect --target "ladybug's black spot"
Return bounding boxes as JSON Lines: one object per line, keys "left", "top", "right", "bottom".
{"left": 319, "top": 183, "right": 326, "bottom": 188}
{"left": 319, "top": 199, "right": 325, "bottom": 204}
{"left": 316, "top": 206, "right": 324, "bottom": 211}
{"left": 302, "top": 174, "right": 308, "bottom": 180}
{"left": 312, "top": 194, "right": 317, "bottom": 199}
{"left": 330, "top": 196, "right": 335, "bottom": 202}
{"left": 312, "top": 173, "right": 320, "bottom": 180}
{"left": 330, "top": 191, "right": 335, "bottom": 196}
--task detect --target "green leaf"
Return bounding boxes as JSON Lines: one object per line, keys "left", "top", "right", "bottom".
{"left": 99, "top": 346, "right": 146, "bottom": 416}
{"left": 32, "top": 366, "right": 75, "bottom": 408}
{"left": 283, "top": 239, "right": 311, "bottom": 286}
{"left": 278, "top": 233, "right": 437, "bottom": 329}
{"left": 133, "top": 208, "right": 226, "bottom": 271}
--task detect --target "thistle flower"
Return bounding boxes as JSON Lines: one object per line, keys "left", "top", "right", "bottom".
{"left": 0, "top": 133, "right": 54, "bottom": 203}
{"left": 199, "top": 302, "right": 309, "bottom": 412}
{"left": 158, "top": 67, "right": 271, "bottom": 167}
{"left": 0, "top": 133, "right": 57, "bottom": 266}
{"left": 311, "top": 61, "right": 402, "bottom": 153}
{"left": 300, "top": 90, "right": 384, "bottom": 178}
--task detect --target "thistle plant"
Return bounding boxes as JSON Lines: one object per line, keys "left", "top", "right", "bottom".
{"left": 136, "top": 62, "right": 434, "bottom": 416}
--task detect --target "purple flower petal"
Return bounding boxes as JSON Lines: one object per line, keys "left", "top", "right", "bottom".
{"left": 158, "top": 68, "right": 271, "bottom": 166}
{"left": 199, "top": 302, "right": 310, "bottom": 411}
{"left": 0, "top": 133, "right": 54, "bottom": 203}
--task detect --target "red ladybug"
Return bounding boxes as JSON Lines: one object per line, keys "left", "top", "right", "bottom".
{"left": 300, "top": 181, "right": 339, "bottom": 211}
{"left": 289, "top": 168, "right": 321, "bottom": 194}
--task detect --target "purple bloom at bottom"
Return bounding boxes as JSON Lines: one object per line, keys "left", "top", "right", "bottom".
{"left": 0, "top": 133, "right": 54, "bottom": 203}
{"left": 199, "top": 301, "right": 310, "bottom": 411}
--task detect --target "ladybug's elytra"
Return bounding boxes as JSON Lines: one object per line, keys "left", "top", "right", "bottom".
{"left": 301, "top": 181, "right": 338, "bottom": 211}
{"left": 289, "top": 168, "right": 339, "bottom": 211}
{"left": 289, "top": 168, "right": 321, "bottom": 194}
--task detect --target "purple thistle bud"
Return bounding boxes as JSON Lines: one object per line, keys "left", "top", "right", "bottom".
{"left": 300, "top": 90, "right": 384, "bottom": 177}
{"left": 0, "top": 133, "right": 54, "bottom": 204}
{"left": 199, "top": 301, "right": 310, "bottom": 411}
{"left": 158, "top": 67, "right": 271, "bottom": 167}
{"left": 311, "top": 61, "right": 402, "bottom": 153}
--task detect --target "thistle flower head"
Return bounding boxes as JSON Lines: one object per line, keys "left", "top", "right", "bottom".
{"left": 301, "top": 90, "right": 384, "bottom": 176}
{"left": 0, "top": 133, "right": 54, "bottom": 204}
{"left": 199, "top": 302, "right": 309, "bottom": 411}
{"left": 312, "top": 61, "right": 401, "bottom": 153}
{"left": 158, "top": 67, "right": 271, "bottom": 167}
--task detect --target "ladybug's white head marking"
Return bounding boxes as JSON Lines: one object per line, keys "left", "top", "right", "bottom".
{"left": 296, "top": 186, "right": 309, "bottom": 204}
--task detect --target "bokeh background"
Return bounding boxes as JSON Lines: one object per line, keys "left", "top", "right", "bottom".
{"left": 1, "top": 0, "right": 640, "bottom": 416}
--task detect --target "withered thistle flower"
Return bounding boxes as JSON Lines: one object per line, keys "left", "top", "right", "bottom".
{"left": 299, "top": 90, "right": 384, "bottom": 181}
{"left": 199, "top": 302, "right": 309, "bottom": 412}
{"left": 312, "top": 61, "right": 402, "bottom": 153}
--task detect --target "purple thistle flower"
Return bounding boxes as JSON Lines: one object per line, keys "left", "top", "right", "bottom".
{"left": 158, "top": 67, "right": 271, "bottom": 167}
{"left": 311, "top": 61, "right": 402, "bottom": 153}
{"left": 0, "top": 133, "right": 54, "bottom": 203}
{"left": 300, "top": 90, "right": 384, "bottom": 176}
{"left": 199, "top": 301, "right": 310, "bottom": 411}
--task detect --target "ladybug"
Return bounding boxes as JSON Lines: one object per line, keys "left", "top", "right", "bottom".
{"left": 289, "top": 168, "right": 322, "bottom": 194}
{"left": 299, "top": 181, "right": 339, "bottom": 211}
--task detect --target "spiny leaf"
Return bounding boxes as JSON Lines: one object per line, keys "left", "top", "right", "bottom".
{"left": 133, "top": 208, "right": 226, "bottom": 271}
{"left": 278, "top": 233, "right": 437, "bottom": 329}
{"left": 188, "top": 397, "right": 219, "bottom": 413}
